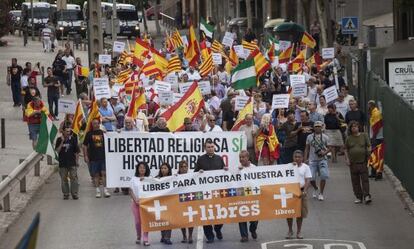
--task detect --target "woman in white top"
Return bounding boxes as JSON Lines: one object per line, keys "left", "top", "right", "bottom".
{"left": 130, "top": 162, "right": 151, "bottom": 246}
{"left": 316, "top": 95, "right": 328, "bottom": 116}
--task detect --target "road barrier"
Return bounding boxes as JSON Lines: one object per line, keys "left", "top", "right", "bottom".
{"left": 0, "top": 152, "right": 44, "bottom": 212}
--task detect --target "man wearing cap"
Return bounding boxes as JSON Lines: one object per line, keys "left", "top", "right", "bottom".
{"left": 304, "top": 121, "right": 330, "bottom": 201}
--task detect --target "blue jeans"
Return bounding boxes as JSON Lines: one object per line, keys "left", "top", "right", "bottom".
{"left": 66, "top": 69, "right": 73, "bottom": 92}
{"left": 11, "top": 80, "right": 21, "bottom": 105}
{"left": 310, "top": 159, "right": 329, "bottom": 180}
{"left": 48, "top": 94, "right": 59, "bottom": 117}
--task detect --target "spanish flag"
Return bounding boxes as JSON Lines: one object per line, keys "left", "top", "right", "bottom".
{"left": 126, "top": 85, "right": 146, "bottom": 119}
{"left": 278, "top": 45, "right": 293, "bottom": 64}
{"left": 84, "top": 99, "right": 101, "bottom": 135}
{"left": 72, "top": 99, "right": 85, "bottom": 135}
{"left": 288, "top": 49, "right": 306, "bottom": 72}
{"left": 76, "top": 66, "right": 89, "bottom": 77}
{"left": 142, "top": 59, "right": 163, "bottom": 78}
{"left": 167, "top": 55, "right": 182, "bottom": 74}
{"left": 14, "top": 212, "right": 40, "bottom": 249}
{"left": 249, "top": 49, "right": 271, "bottom": 77}
{"left": 199, "top": 39, "right": 211, "bottom": 61}
{"left": 185, "top": 23, "right": 200, "bottom": 67}
{"left": 256, "top": 124, "right": 280, "bottom": 160}
{"left": 161, "top": 82, "right": 204, "bottom": 131}
{"left": 301, "top": 31, "right": 316, "bottom": 49}
{"left": 231, "top": 98, "right": 253, "bottom": 131}
{"left": 267, "top": 42, "right": 275, "bottom": 62}
{"left": 369, "top": 143, "right": 385, "bottom": 173}
{"left": 370, "top": 107, "right": 383, "bottom": 138}
{"left": 229, "top": 45, "right": 239, "bottom": 66}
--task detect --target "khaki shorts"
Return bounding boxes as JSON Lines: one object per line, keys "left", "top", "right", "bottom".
{"left": 301, "top": 195, "right": 308, "bottom": 218}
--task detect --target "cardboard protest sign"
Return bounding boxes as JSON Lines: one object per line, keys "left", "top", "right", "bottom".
{"left": 323, "top": 85, "right": 339, "bottom": 103}
{"left": 136, "top": 164, "right": 301, "bottom": 232}
{"left": 271, "top": 94, "right": 290, "bottom": 109}
{"left": 58, "top": 99, "right": 76, "bottom": 114}
{"left": 289, "top": 75, "right": 306, "bottom": 86}
{"left": 153, "top": 80, "right": 171, "bottom": 93}
{"left": 197, "top": 81, "right": 212, "bottom": 95}
{"left": 159, "top": 91, "right": 174, "bottom": 105}
{"left": 93, "top": 78, "right": 111, "bottom": 100}
{"left": 98, "top": 54, "right": 111, "bottom": 65}
{"left": 222, "top": 32, "right": 234, "bottom": 47}
{"left": 235, "top": 96, "right": 250, "bottom": 111}
{"left": 212, "top": 53, "right": 222, "bottom": 65}
{"left": 322, "top": 47, "right": 335, "bottom": 59}
{"left": 113, "top": 41, "right": 126, "bottom": 53}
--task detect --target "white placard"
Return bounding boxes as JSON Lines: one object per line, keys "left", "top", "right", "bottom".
{"left": 206, "top": 41, "right": 211, "bottom": 48}
{"left": 153, "top": 80, "right": 171, "bottom": 93}
{"left": 289, "top": 74, "right": 306, "bottom": 86}
{"left": 58, "top": 99, "right": 76, "bottom": 114}
{"left": 279, "top": 40, "right": 291, "bottom": 51}
{"left": 271, "top": 94, "right": 290, "bottom": 109}
{"left": 171, "top": 83, "right": 179, "bottom": 93}
{"left": 98, "top": 54, "right": 111, "bottom": 65}
{"left": 113, "top": 41, "right": 125, "bottom": 53}
{"left": 388, "top": 60, "right": 414, "bottom": 103}
{"left": 271, "top": 56, "right": 279, "bottom": 68}
{"left": 322, "top": 47, "right": 335, "bottom": 59}
{"left": 222, "top": 32, "right": 234, "bottom": 47}
{"left": 323, "top": 85, "right": 339, "bottom": 103}
{"left": 235, "top": 96, "right": 250, "bottom": 111}
{"left": 179, "top": 82, "right": 193, "bottom": 94}
{"left": 181, "top": 36, "right": 188, "bottom": 47}
{"left": 173, "top": 93, "right": 184, "bottom": 104}
{"left": 93, "top": 78, "right": 111, "bottom": 100}
{"left": 197, "top": 81, "right": 211, "bottom": 95}
{"left": 164, "top": 73, "right": 179, "bottom": 84}
{"left": 212, "top": 53, "right": 222, "bottom": 65}
{"left": 158, "top": 91, "right": 173, "bottom": 105}
{"left": 292, "top": 83, "right": 307, "bottom": 98}
{"left": 233, "top": 45, "right": 245, "bottom": 58}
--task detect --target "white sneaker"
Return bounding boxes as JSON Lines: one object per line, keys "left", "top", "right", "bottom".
{"left": 95, "top": 188, "right": 102, "bottom": 198}
{"left": 312, "top": 189, "right": 319, "bottom": 199}
{"left": 318, "top": 193, "right": 324, "bottom": 201}
{"left": 104, "top": 188, "right": 111, "bottom": 198}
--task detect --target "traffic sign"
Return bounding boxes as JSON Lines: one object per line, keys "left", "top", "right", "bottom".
{"left": 341, "top": 16, "right": 358, "bottom": 35}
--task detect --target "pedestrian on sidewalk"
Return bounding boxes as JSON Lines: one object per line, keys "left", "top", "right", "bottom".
{"left": 344, "top": 121, "right": 372, "bottom": 204}
{"left": 52, "top": 51, "right": 67, "bottom": 96}
{"left": 41, "top": 26, "right": 52, "bottom": 52}
{"left": 157, "top": 163, "right": 173, "bottom": 245}
{"left": 130, "top": 162, "right": 151, "bottom": 246}
{"left": 286, "top": 150, "right": 311, "bottom": 239}
{"left": 82, "top": 119, "right": 111, "bottom": 198}
{"left": 305, "top": 121, "right": 330, "bottom": 201}
{"left": 62, "top": 50, "right": 75, "bottom": 95}
{"left": 74, "top": 57, "right": 88, "bottom": 97}
{"left": 7, "top": 58, "right": 23, "bottom": 107}
{"left": 25, "top": 96, "right": 49, "bottom": 149}
{"left": 55, "top": 126, "right": 80, "bottom": 200}
{"left": 238, "top": 150, "right": 258, "bottom": 242}
{"left": 43, "top": 67, "right": 61, "bottom": 120}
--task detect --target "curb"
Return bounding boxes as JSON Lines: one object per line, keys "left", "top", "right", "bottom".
{"left": 383, "top": 165, "right": 414, "bottom": 216}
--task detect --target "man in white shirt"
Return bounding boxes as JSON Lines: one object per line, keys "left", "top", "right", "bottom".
{"left": 186, "top": 66, "right": 201, "bottom": 81}
{"left": 334, "top": 93, "right": 349, "bottom": 118}
{"left": 41, "top": 27, "right": 52, "bottom": 52}
{"left": 286, "top": 150, "right": 312, "bottom": 240}
{"left": 237, "top": 150, "right": 258, "bottom": 242}
{"left": 204, "top": 114, "right": 223, "bottom": 132}
{"left": 217, "top": 66, "right": 230, "bottom": 87}
{"left": 238, "top": 114, "right": 259, "bottom": 164}
{"left": 61, "top": 50, "right": 76, "bottom": 95}
{"left": 340, "top": 85, "right": 355, "bottom": 104}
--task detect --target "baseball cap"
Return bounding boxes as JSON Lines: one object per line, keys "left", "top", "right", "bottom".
{"left": 314, "top": 121, "right": 324, "bottom": 127}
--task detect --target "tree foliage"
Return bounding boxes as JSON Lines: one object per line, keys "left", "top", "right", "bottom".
{"left": 0, "top": 0, "right": 11, "bottom": 38}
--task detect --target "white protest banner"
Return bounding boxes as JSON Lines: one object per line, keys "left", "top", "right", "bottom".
{"left": 235, "top": 96, "right": 250, "bottom": 111}
{"left": 159, "top": 91, "right": 174, "bottom": 105}
{"left": 181, "top": 36, "right": 188, "bottom": 47}
{"left": 113, "top": 41, "right": 125, "bottom": 53}
{"left": 212, "top": 53, "right": 222, "bottom": 65}
{"left": 292, "top": 83, "right": 307, "bottom": 98}
{"left": 222, "top": 32, "right": 234, "bottom": 47}
{"left": 93, "top": 78, "right": 111, "bottom": 100}
{"left": 154, "top": 80, "right": 171, "bottom": 93}
{"left": 137, "top": 164, "right": 301, "bottom": 232}
{"left": 58, "top": 99, "right": 76, "bottom": 114}
{"left": 279, "top": 40, "right": 291, "bottom": 51}
{"left": 179, "top": 82, "right": 193, "bottom": 94}
{"left": 164, "top": 74, "right": 179, "bottom": 84}
{"left": 271, "top": 94, "right": 290, "bottom": 109}
{"left": 233, "top": 45, "right": 245, "bottom": 58}
{"left": 104, "top": 131, "right": 247, "bottom": 187}
{"left": 173, "top": 93, "right": 184, "bottom": 104}
{"left": 197, "top": 81, "right": 211, "bottom": 95}
{"left": 289, "top": 74, "right": 306, "bottom": 86}
{"left": 323, "top": 85, "right": 339, "bottom": 103}
{"left": 98, "top": 54, "right": 111, "bottom": 65}
{"left": 322, "top": 47, "right": 335, "bottom": 59}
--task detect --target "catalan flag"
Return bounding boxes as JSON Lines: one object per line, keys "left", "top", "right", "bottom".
{"left": 116, "top": 68, "right": 133, "bottom": 84}
{"left": 242, "top": 40, "right": 259, "bottom": 52}
{"left": 301, "top": 31, "right": 316, "bottom": 49}
{"left": 211, "top": 40, "right": 223, "bottom": 53}
{"left": 185, "top": 23, "right": 200, "bottom": 67}
{"left": 142, "top": 59, "right": 163, "bottom": 78}
{"left": 368, "top": 142, "right": 385, "bottom": 173}
{"left": 256, "top": 124, "right": 280, "bottom": 160}
{"left": 118, "top": 51, "right": 132, "bottom": 65}
{"left": 249, "top": 49, "right": 271, "bottom": 77}
{"left": 172, "top": 29, "right": 184, "bottom": 49}
{"left": 369, "top": 106, "right": 383, "bottom": 138}
{"left": 14, "top": 212, "right": 40, "bottom": 249}
{"left": 84, "top": 99, "right": 101, "bottom": 135}
{"left": 199, "top": 52, "right": 214, "bottom": 77}
{"left": 267, "top": 42, "right": 276, "bottom": 62}
{"left": 167, "top": 55, "right": 182, "bottom": 74}
{"left": 279, "top": 45, "right": 293, "bottom": 64}
{"left": 72, "top": 99, "right": 85, "bottom": 135}
{"left": 161, "top": 82, "right": 204, "bottom": 131}
{"left": 126, "top": 85, "right": 146, "bottom": 119}
{"left": 231, "top": 98, "right": 253, "bottom": 131}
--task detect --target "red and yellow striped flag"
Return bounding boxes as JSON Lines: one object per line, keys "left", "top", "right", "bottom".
{"left": 84, "top": 99, "right": 101, "bottom": 135}
{"left": 368, "top": 142, "right": 385, "bottom": 173}
{"left": 185, "top": 23, "right": 200, "bottom": 67}
{"left": 211, "top": 40, "right": 224, "bottom": 53}
{"left": 242, "top": 40, "right": 259, "bottom": 52}
{"left": 167, "top": 55, "right": 182, "bottom": 74}
{"left": 126, "top": 85, "right": 146, "bottom": 119}
{"left": 161, "top": 82, "right": 204, "bottom": 131}
{"left": 229, "top": 46, "right": 239, "bottom": 66}
{"left": 231, "top": 98, "right": 253, "bottom": 131}
{"left": 301, "top": 31, "right": 316, "bottom": 49}
{"left": 116, "top": 68, "right": 133, "bottom": 84}
{"left": 370, "top": 107, "right": 383, "bottom": 138}
{"left": 199, "top": 52, "right": 214, "bottom": 77}
{"left": 256, "top": 124, "right": 280, "bottom": 160}
{"left": 72, "top": 99, "right": 85, "bottom": 135}
{"left": 249, "top": 49, "right": 271, "bottom": 77}
{"left": 279, "top": 45, "right": 293, "bottom": 64}
{"left": 172, "top": 29, "right": 184, "bottom": 49}
{"left": 142, "top": 59, "right": 163, "bottom": 78}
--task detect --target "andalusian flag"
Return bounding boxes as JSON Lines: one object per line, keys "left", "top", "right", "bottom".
{"left": 256, "top": 124, "right": 280, "bottom": 160}
{"left": 301, "top": 31, "right": 316, "bottom": 49}
{"left": 14, "top": 212, "right": 40, "bottom": 249}
{"left": 185, "top": 23, "right": 200, "bottom": 67}
{"left": 35, "top": 112, "right": 58, "bottom": 159}
{"left": 249, "top": 49, "right": 271, "bottom": 77}
{"left": 231, "top": 59, "right": 257, "bottom": 90}
{"left": 72, "top": 99, "right": 85, "bottom": 135}
{"left": 369, "top": 143, "right": 385, "bottom": 173}
{"left": 370, "top": 107, "right": 383, "bottom": 138}
{"left": 161, "top": 82, "right": 204, "bottom": 131}
{"left": 231, "top": 98, "right": 253, "bottom": 131}
{"left": 200, "top": 17, "right": 214, "bottom": 39}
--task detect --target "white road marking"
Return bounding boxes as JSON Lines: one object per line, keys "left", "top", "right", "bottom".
{"left": 196, "top": 226, "right": 204, "bottom": 249}
{"left": 261, "top": 239, "right": 367, "bottom": 249}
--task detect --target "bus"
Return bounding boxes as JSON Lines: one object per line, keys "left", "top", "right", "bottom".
{"left": 50, "top": 4, "right": 86, "bottom": 39}
{"left": 21, "top": 2, "right": 51, "bottom": 35}
{"left": 101, "top": 2, "right": 140, "bottom": 38}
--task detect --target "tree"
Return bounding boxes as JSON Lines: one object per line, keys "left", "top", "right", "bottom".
{"left": 316, "top": 0, "right": 327, "bottom": 48}
{"left": 0, "top": 0, "right": 11, "bottom": 39}
{"left": 245, "top": 0, "right": 252, "bottom": 30}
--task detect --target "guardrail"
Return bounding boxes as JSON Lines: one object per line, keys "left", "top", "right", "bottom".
{"left": 0, "top": 152, "right": 43, "bottom": 212}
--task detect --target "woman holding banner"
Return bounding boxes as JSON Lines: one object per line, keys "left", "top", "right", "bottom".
{"left": 157, "top": 163, "right": 173, "bottom": 245}
{"left": 130, "top": 162, "right": 151, "bottom": 246}
{"left": 178, "top": 160, "right": 194, "bottom": 244}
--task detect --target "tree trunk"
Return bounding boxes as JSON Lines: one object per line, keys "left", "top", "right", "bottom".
{"left": 324, "top": 0, "right": 333, "bottom": 46}
{"left": 141, "top": 1, "right": 148, "bottom": 33}
{"left": 245, "top": 0, "right": 252, "bottom": 30}
{"left": 300, "top": 0, "right": 311, "bottom": 30}
{"left": 154, "top": 0, "right": 161, "bottom": 36}
{"left": 316, "top": 0, "right": 327, "bottom": 48}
